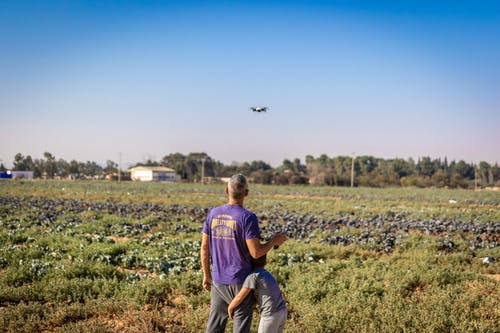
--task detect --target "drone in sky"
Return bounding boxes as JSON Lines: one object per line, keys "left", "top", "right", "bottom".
{"left": 250, "top": 106, "right": 268, "bottom": 113}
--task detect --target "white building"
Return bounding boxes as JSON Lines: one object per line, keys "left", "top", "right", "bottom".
{"left": 11, "top": 171, "right": 34, "bottom": 179}
{"left": 128, "top": 166, "right": 180, "bottom": 182}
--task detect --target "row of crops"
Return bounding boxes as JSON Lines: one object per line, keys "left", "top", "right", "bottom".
{"left": 0, "top": 180, "right": 498, "bottom": 332}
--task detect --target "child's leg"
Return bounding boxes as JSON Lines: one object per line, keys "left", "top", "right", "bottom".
{"left": 276, "top": 308, "right": 287, "bottom": 333}
{"left": 258, "top": 308, "right": 287, "bottom": 333}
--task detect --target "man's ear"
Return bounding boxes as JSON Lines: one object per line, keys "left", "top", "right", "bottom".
{"left": 225, "top": 187, "right": 229, "bottom": 195}
{"left": 244, "top": 189, "right": 249, "bottom": 197}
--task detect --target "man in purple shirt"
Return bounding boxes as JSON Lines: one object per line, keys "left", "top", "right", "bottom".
{"left": 201, "top": 174, "right": 287, "bottom": 333}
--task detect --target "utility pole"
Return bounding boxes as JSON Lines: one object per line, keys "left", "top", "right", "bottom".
{"left": 201, "top": 158, "right": 206, "bottom": 184}
{"left": 474, "top": 163, "right": 478, "bottom": 190}
{"left": 351, "top": 153, "right": 355, "bottom": 187}
{"left": 118, "top": 152, "right": 122, "bottom": 182}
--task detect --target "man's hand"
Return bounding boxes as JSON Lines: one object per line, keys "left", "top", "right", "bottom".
{"left": 202, "top": 275, "right": 212, "bottom": 291}
{"left": 272, "top": 232, "right": 288, "bottom": 249}
{"left": 228, "top": 304, "right": 235, "bottom": 319}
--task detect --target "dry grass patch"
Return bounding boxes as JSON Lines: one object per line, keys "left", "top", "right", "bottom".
{"left": 484, "top": 274, "right": 500, "bottom": 282}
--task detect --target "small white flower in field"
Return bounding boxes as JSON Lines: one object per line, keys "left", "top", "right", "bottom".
{"left": 482, "top": 256, "right": 495, "bottom": 264}
{"left": 448, "top": 199, "right": 457, "bottom": 204}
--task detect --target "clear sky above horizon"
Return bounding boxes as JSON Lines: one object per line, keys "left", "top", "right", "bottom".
{"left": 1, "top": 0, "right": 499, "bottom": 168}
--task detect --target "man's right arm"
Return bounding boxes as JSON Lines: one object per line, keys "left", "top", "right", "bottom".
{"left": 201, "top": 233, "right": 212, "bottom": 290}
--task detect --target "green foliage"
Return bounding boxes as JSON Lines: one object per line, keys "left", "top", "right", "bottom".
{"left": 0, "top": 181, "right": 498, "bottom": 332}
{"left": 9, "top": 150, "right": 500, "bottom": 187}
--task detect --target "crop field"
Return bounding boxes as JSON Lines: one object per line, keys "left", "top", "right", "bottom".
{"left": 0, "top": 180, "right": 499, "bottom": 333}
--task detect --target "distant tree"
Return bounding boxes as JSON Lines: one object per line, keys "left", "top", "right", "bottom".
{"left": 78, "top": 162, "right": 86, "bottom": 177}
{"left": 250, "top": 169, "right": 273, "bottom": 184}
{"left": 277, "top": 158, "right": 305, "bottom": 174}
{"left": 141, "top": 159, "right": 160, "bottom": 167}
{"left": 449, "top": 173, "right": 469, "bottom": 189}
{"left": 449, "top": 160, "right": 474, "bottom": 180}
{"left": 390, "top": 158, "right": 415, "bottom": 178}
{"left": 288, "top": 172, "right": 309, "bottom": 185}
{"left": 69, "top": 160, "right": 80, "bottom": 178}
{"left": 7, "top": 150, "right": 497, "bottom": 188}
{"left": 431, "top": 169, "right": 449, "bottom": 188}
{"left": 104, "top": 160, "right": 118, "bottom": 175}
{"left": 162, "top": 152, "right": 215, "bottom": 182}
{"left": 57, "top": 159, "right": 70, "bottom": 178}
{"left": 43, "top": 152, "right": 57, "bottom": 178}
{"left": 306, "top": 156, "right": 334, "bottom": 186}
{"left": 478, "top": 161, "right": 492, "bottom": 186}
{"left": 212, "top": 160, "right": 225, "bottom": 177}
{"left": 192, "top": 152, "right": 215, "bottom": 179}
{"left": 331, "top": 156, "right": 351, "bottom": 186}
{"left": 217, "top": 163, "right": 240, "bottom": 177}
{"left": 83, "top": 161, "right": 103, "bottom": 178}
{"left": 33, "top": 158, "right": 44, "bottom": 178}
{"left": 200, "top": 156, "right": 216, "bottom": 178}
{"left": 231, "top": 162, "right": 249, "bottom": 176}
{"left": 358, "top": 171, "right": 378, "bottom": 187}
{"left": 230, "top": 161, "right": 263, "bottom": 177}
{"left": 249, "top": 160, "right": 272, "bottom": 173}
{"left": 184, "top": 159, "right": 200, "bottom": 181}
{"left": 492, "top": 163, "right": 500, "bottom": 186}
{"left": 305, "top": 159, "right": 322, "bottom": 186}
{"left": 185, "top": 152, "right": 215, "bottom": 181}
{"left": 305, "top": 155, "right": 315, "bottom": 165}
{"left": 373, "top": 159, "right": 401, "bottom": 186}
{"left": 275, "top": 158, "right": 307, "bottom": 184}
{"left": 357, "top": 156, "right": 378, "bottom": 175}
{"left": 416, "top": 157, "right": 436, "bottom": 177}
{"left": 161, "top": 153, "right": 187, "bottom": 179}
{"left": 278, "top": 159, "right": 294, "bottom": 173}
{"left": 443, "top": 157, "right": 449, "bottom": 173}
{"left": 14, "top": 153, "right": 45, "bottom": 178}
{"left": 273, "top": 173, "right": 289, "bottom": 185}
{"left": 400, "top": 175, "right": 432, "bottom": 188}
{"left": 24, "top": 155, "right": 35, "bottom": 173}
{"left": 13, "top": 153, "right": 27, "bottom": 171}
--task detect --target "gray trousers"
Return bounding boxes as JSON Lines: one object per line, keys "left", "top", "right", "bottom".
{"left": 258, "top": 308, "right": 287, "bottom": 333}
{"left": 206, "top": 282, "right": 254, "bottom": 333}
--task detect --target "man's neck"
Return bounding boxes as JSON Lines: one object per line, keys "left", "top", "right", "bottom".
{"left": 227, "top": 198, "right": 244, "bottom": 206}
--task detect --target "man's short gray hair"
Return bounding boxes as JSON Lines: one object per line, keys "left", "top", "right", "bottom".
{"left": 227, "top": 174, "right": 248, "bottom": 200}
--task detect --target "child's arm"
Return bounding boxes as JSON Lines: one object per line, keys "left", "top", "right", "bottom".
{"left": 228, "top": 287, "right": 252, "bottom": 319}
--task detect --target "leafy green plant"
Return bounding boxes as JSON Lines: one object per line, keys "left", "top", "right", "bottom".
{"left": 0, "top": 181, "right": 498, "bottom": 332}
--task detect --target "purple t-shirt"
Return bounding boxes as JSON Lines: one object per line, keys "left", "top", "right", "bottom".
{"left": 203, "top": 204, "right": 261, "bottom": 284}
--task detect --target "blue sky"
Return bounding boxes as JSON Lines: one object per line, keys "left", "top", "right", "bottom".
{"left": 1, "top": 0, "right": 499, "bottom": 168}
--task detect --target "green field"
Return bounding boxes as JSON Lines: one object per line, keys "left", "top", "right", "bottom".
{"left": 0, "top": 180, "right": 499, "bottom": 332}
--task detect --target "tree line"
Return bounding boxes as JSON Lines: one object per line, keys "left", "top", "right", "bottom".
{"left": 5, "top": 152, "right": 499, "bottom": 189}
